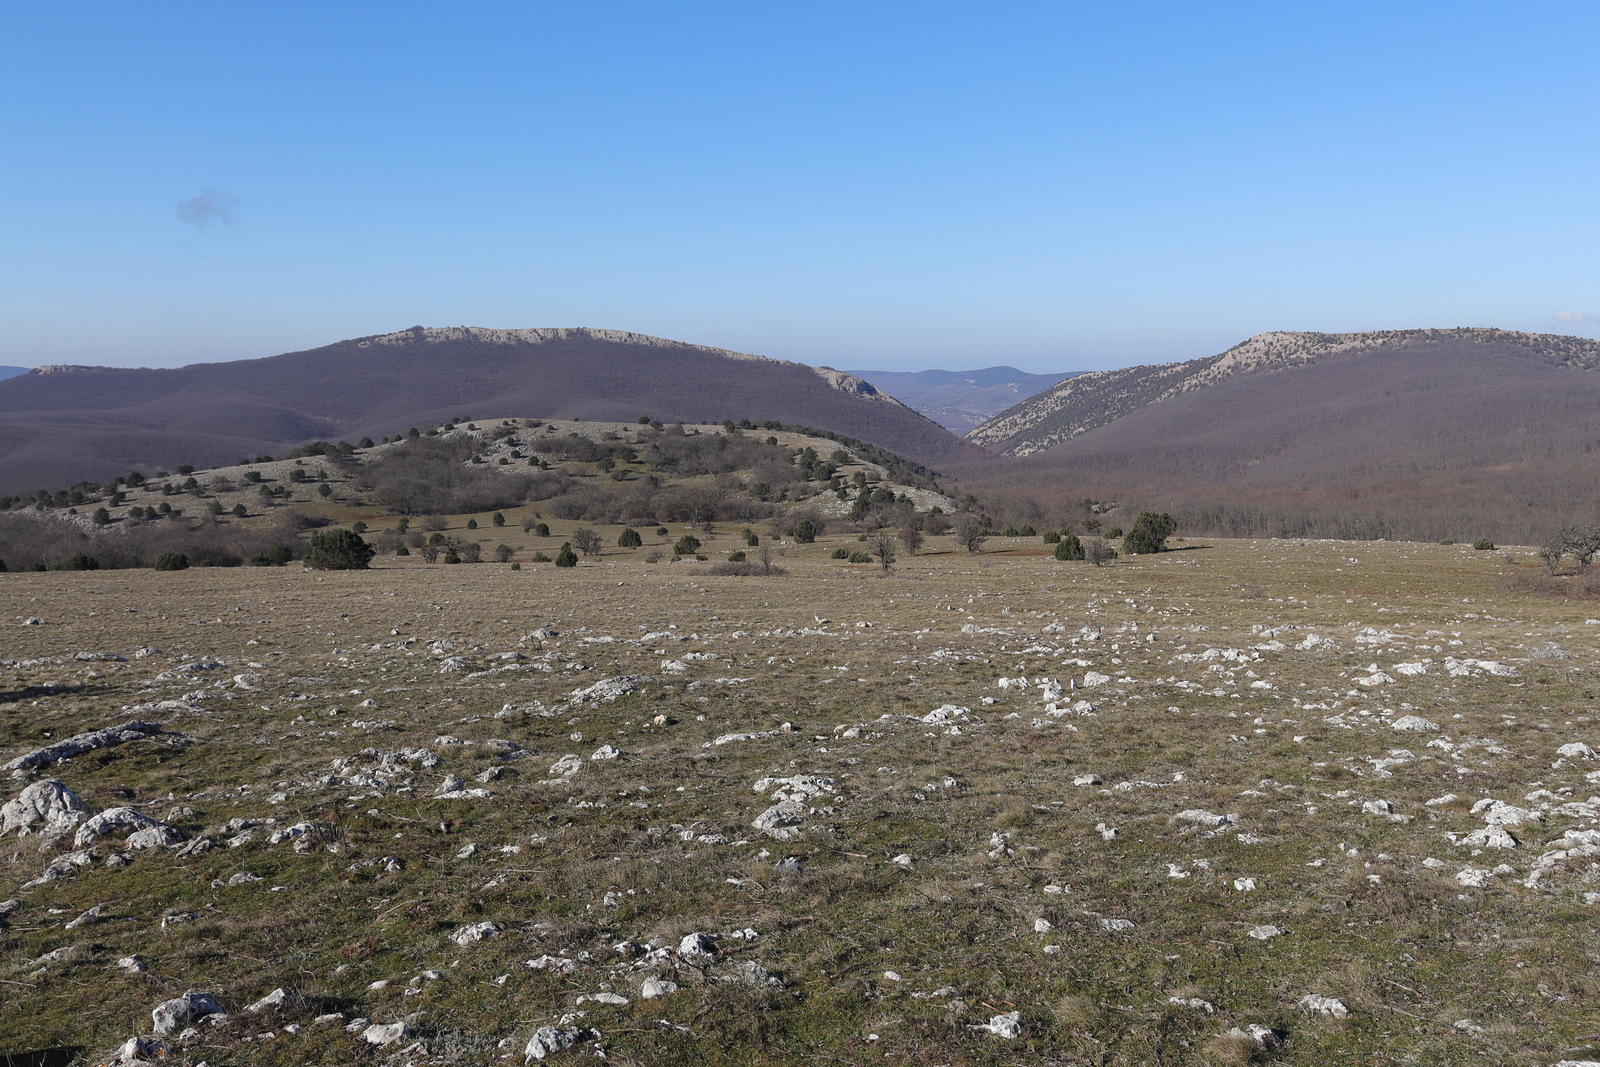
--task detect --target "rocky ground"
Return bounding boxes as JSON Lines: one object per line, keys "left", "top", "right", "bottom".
{"left": 4, "top": 537, "right": 1600, "bottom": 1066}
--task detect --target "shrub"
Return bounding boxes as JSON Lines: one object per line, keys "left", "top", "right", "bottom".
{"left": 93, "top": 507, "right": 110, "bottom": 526}
{"left": 1123, "top": 512, "right": 1176, "bottom": 554}
{"left": 304, "top": 529, "right": 375, "bottom": 570}
{"left": 352, "top": 521, "right": 367, "bottom": 534}
{"left": 58, "top": 552, "right": 101, "bottom": 571}
{"left": 495, "top": 544, "right": 516, "bottom": 563}
{"left": 531, "top": 551, "right": 552, "bottom": 563}
{"left": 535, "top": 522, "right": 551, "bottom": 537}
{"left": 554, "top": 543, "right": 579, "bottom": 567}
{"left": 830, "top": 547, "right": 850, "bottom": 559}
{"left": 792, "top": 520, "right": 818, "bottom": 544}
{"left": 707, "top": 560, "right": 788, "bottom": 576}
{"left": 1086, "top": 538, "right": 1118, "bottom": 566}
{"left": 1473, "top": 537, "right": 1495, "bottom": 550}
{"left": 618, "top": 527, "right": 643, "bottom": 549}
{"left": 492, "top": 511, "right": 506, "bottom": 527}
{"left": 1105, "top": 526, "right": 1123, "bottom": 539}
{"left": 466, "top": 518, "right": 478, "bottom": 529}
{"left": 1054, "top": 533, "right": 1084, "bottom": 561}
{"left": 232, "top": 503, "right": 248, "bottom": 517}
{"left": 673, "top": 534, "right": 702, "bottom": 556}
{"left": 153, "top": 551, "right": 189, "bottom": 571}
{"left": 1042, "top": 530, "right": 1061, "bottom": 544}
{"left": 953, "top": 517, "right": 988, "bottom": 554}
{"left": 847, "top": 550, "right": 872, "bottom": 563}
{"left": 510, "top": 561, "right": 521, "bottom": 570}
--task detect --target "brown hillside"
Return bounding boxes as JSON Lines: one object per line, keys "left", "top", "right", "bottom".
{"left": 0, "top": 327, "right": 992, "bottom": 493}
{"left": 951, "top": 334, "right": 1600, "bottom": 543}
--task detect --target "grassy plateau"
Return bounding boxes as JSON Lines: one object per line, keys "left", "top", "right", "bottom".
{"left": 4, "top": 533, "right": 1600, "bottom": 1066}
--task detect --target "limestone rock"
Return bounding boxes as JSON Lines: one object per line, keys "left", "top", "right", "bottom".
{"left": 75, "top": 807, "right": 183, "bottom": 849}
{"left": 1299, "top": 993, "right": 1350, "bottom": 1017}
{"left": 968, "top": 1011, "right": 1022, "bottom": 1038}
{"left": 525, "top": 1025, "right": 592, "bottom": 1060}
{"left": 0, "top": 778, "right": 91, "bottom": 842}
{"left": 152, "top": 991, "right": 222, "bottom": 1035}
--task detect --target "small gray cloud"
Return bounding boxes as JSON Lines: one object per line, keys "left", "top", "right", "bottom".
{"left": 176, "top": 189, "right": 239, "bottom": 229}
{"left": 1554, "top": 310, "right": 1599, "bottom": 324}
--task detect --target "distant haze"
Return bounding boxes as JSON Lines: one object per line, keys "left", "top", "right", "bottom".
{"left": 848, "top": 367, "right": 1080, "bottom": 434}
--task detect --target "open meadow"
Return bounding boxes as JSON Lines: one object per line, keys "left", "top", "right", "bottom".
{"left": 5, "top": 535, "right": 1600, "bottom": 1066}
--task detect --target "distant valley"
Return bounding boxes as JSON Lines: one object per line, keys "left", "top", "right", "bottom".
{"left": 847, "top": 366, "right": 1080, "bottom": 433}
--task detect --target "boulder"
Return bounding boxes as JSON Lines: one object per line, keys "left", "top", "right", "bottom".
{"left": 75, "top": 807, "right": 183, "bottom": 849}
{"left": 151, "top": 991, "right": 222, "bottom": 1035}
{"left": 525, "top": 1025, "right": 592, "bottom": 1061}
{"left": 0, "top": 778, "right": 91, "bottom": 842}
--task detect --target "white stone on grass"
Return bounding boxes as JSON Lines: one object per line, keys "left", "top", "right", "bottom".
{"left": 152, "top": 991, "right": 223, "bottom": 1035}
{"left": 0, "top": 778, "right": 91, "bottom": 842}
{"left": 967, "top": 1011, "right": 1021, "bottom": 1038}
{"left": 1298, "top": 993, "right": 1350, "bottom": 1017}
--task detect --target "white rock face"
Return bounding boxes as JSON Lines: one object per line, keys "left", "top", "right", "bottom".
{"left": 0, "top": 778, "right": 91, "bottom": 842}
{"left": 1456, "top": 867, "right": 1493, "bottom": 888}
{"left": 151, "top": 991, "right": 222, "bottom": 1034}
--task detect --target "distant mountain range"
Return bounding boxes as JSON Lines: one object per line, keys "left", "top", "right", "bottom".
{"left": 954, "top": 327, "right": 1600, "bottom": 542}
{"left": 847, "top": 366, "right": 1080, "bottom": 433}
{"left": 0, "top": 366, "right": 29, "bottom": 380}
{"left": 0, "top": 327, "right": 990, "bottom": 494}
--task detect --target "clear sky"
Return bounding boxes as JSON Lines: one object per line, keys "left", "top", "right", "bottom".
{"left": 3, "top": 2, "right": 1597, "bottom": 373}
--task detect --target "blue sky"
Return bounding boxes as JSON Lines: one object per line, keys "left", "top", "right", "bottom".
{"left": 3, "top": 2, "right": 1597, "bottom": 373}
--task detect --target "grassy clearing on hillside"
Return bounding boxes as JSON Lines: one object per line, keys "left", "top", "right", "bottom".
{"left": 3, "top": 537, "right": 1599, "bottom": 1065}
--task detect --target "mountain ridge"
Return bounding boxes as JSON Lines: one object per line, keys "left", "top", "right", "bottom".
{"left": 969, "top": 328, "right": 1600, "bottom": 455}
{"left": 0, "top": 327, "right": 987, "bottom": 494}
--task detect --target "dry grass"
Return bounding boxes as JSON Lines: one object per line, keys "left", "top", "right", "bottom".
{"left": 1, "top": 535, "right": 1597, "bottom": 1065}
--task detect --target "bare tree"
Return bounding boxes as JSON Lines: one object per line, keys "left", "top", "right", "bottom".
{"left": 870, "top": 532, "right": 897, "bottom": 572}
{"left": 570, "top": 527, "right": 604, "bottom": 557}
{"left": 953, "top": 517, "right": 988, "bottom": 554}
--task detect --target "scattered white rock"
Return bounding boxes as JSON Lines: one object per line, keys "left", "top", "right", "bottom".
{"left": 1247, "top": 924, "right": 1283, "bottom": 940}
{"left": 640, "top": 978, "right": 679, "bottom": 998}
{"left": 0, "top": 778, "right": 91, "bottom": 842}
{"left": 4, "top": 721, "right": 170, "bottom": 776}
{"left": 525, "top": 1025, "right": 592, "bottom": 1061}
{"left": 152, "top": 991, "right": 223, "bottom": 1035}
{"left": 1299, "top": 993, "right": 1350, "bottom": 1017}
{"left": 1391, "top": 715, "right": 1440, "bottom": 732}
{"left": 362, "top": 1020, "right": 412, "bottom": 1046}
{"left": 451, "top": 921, "right": 500, "bottom": 945}
{"left": 967, "top": 1011, "right": 1021, "bottom": 1038}
{"left": 74, "top": 807, "right": 183, "bottom": 849}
